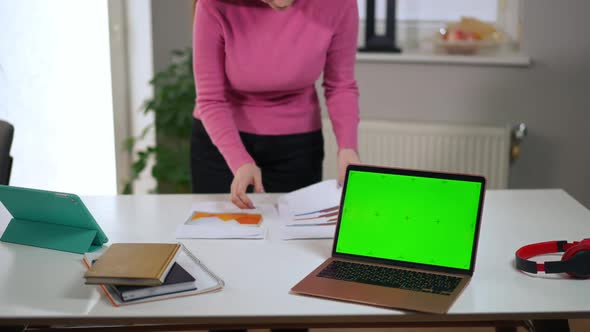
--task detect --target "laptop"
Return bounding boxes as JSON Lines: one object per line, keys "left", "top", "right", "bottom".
{"left": 291, "top": 164, "right": 486, "bottom": 314}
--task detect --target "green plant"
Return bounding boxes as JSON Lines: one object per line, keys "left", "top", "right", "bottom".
{"left": 123, "top": 48, "right": 195, "bottom": 194}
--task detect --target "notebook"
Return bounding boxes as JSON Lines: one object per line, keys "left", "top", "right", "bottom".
{"left": 291, "top": 165, "right": 486, "bottom": 314}
{"left": 84, "top": 243, "right": 181, "bottom": 286}
{"left": 107, "top": 262, "right": 196, "bottom": 302}
{"left": 83, "top": 243, "right": 225, "bottom": 307}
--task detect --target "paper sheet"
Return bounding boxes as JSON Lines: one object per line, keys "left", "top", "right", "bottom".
{"left": 278, "top": 179, "right": 342, "bottom": 226}
{"left": 176, "top": 201, "right": 275, "bottom": 239}
{"left": 278, "top": 180, "right": 342, "bottom": 239}
{"left": 279, "top": 221, "right": 336, "bottom": 240}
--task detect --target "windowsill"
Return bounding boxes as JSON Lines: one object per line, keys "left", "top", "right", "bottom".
{"left": 356, "top": 17, "right": 530, "bottom": 67}
{"left": 356, "top": 50, "right": 532, "bottom": 68}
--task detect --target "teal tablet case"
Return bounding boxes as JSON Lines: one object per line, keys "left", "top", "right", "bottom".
{"left": 0, "top": 185, "right": 108, "bottom": 254}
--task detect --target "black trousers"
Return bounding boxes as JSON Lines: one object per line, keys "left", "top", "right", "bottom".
{"left": 191, "top": 118, "right": 324, "bottom": 194}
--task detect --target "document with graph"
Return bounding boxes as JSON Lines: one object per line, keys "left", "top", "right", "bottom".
{"left": 175, "top": 201, "right": 275, "bottom": 239}
{"left": 278, "top": 180, "right": 342, "bottom": 239}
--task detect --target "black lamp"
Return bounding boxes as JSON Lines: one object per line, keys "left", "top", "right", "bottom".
{"left": 359, "top": 0, "right": 401, "bottom": 53}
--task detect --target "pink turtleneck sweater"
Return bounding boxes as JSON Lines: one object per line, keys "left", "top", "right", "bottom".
{"left": 193, "top": 0, "right": 360, "bottom": 173}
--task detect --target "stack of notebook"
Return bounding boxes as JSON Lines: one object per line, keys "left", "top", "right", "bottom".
{"left": 84, "top": 243, "right": 197, "bottom": 302}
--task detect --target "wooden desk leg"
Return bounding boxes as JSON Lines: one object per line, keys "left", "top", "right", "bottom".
{"left": 495, "top": 320, "right": 535, "bottom": 332}
{"left": 531, "top": 319, "right": 570, "bottom": 332}
{"left": 3, "top": 326, "right": 25, "bottom": 332}
{"left": 495, "top": 327, "right": 518, "bottom": 332}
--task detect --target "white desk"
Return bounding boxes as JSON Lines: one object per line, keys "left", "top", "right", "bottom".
{"left": 0, "top": 190, "right": 589, "bottom": 330}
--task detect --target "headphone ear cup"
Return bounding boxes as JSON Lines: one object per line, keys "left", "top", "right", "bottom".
{"left": 562, "top": 244, "right": 590, "bottom": 278}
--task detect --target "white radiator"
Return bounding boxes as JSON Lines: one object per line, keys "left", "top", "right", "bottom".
{"left": 322, "top": 119, "right": 511, "bottom": 189}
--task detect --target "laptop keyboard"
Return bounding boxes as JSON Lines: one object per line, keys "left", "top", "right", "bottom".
{"left": 317, "top": 260, "right": 462, "bottom": 296}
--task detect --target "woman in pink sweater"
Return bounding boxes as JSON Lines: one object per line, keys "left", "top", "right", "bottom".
{"left": 192, "top": 0, "right": 360, "bottom": 209}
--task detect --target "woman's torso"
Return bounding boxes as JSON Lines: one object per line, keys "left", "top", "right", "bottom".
{"left": 196, "top": 0, "right": 351, "bottom": 135}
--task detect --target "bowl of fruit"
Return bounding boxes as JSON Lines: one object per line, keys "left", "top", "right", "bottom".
{"left": 434, "top": 17, "right": 504, "bottom": 55}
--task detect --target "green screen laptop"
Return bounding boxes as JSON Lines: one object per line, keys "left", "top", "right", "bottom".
{"left": 0, "top": 185, "right": 108, "bottom": 254}
{"left": 292, "top": 164, "right": 486, "bottom": 313}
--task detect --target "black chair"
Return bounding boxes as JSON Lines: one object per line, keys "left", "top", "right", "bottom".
{"left": 0, "top": 120, "right": 14, "bottom": 185}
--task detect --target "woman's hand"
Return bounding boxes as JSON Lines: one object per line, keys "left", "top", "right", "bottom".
{"left": 231, "top": 163, "right": 264, "bottom": 209}
{"left": 337, "top": 148, "right": 360, "bottom": 186}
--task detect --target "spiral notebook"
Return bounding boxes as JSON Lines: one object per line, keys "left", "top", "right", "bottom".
{"left": 83, "top": 243, "right": 224, "bottom": 307}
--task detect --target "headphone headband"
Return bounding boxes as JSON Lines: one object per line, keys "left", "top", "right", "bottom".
{"left": 515, "top": 239, "right": 590, "bottom": 278}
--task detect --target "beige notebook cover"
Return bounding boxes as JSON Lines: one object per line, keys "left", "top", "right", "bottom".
{"left": 84, "top": 243, "right": 180, "bottom": 286}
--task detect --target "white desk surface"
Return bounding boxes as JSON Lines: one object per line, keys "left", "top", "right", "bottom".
{"left": 0, "top": 189, "right": 589, "bottom": 327}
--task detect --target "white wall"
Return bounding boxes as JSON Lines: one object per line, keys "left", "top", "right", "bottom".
{"left": 354, "top": 0, "right": 590, "bottom": 207}
{"left": 125, "top": 0, "right": 157, "bottom": 193}
{"left": 150, "top": 0, "right": 193, "bottom": 74}
{"left": 0, "top": 0, "right": 117, "bottom": 195}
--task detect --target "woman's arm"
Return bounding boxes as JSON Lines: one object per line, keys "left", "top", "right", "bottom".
{"left": 193, "top": 0, "right": 255, "bottom": 174}
{"left": 323, "top": 0, "right": 361, "bottom": 182}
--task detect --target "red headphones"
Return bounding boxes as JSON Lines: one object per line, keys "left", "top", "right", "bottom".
{"left": 515, "top": 239, "right": 590, "bottom": 279}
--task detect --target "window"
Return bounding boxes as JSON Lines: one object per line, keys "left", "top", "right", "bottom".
{"left": 0, "top": 0, "right": 117, "bottom": 195}
{"left": 358, "top": 0, "right": 497, "bottom": 22}
{"left": 356, "top": 0, "right": 522, "bottom": 54}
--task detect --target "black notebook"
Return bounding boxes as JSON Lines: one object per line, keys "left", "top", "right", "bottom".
{"left": 91, "top": 260, "right": 196, "bottom": 302}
